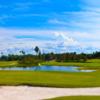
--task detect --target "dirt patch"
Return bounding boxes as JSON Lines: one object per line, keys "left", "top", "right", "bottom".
{"left": 10, "top": 63, "right": 16, "bottom": 65}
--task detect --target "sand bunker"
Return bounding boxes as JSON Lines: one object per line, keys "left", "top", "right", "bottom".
{"left": 0, "top": 86, "right": 100, "bottom": 100}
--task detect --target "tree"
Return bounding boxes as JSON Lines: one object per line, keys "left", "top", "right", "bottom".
{"left": 57, "top": 54, "right": 62, "bottom": 62}
{"left": 74, "top": 51, "right": 76, "bottom": 55}
{"left": 1, "top": 52, "right": 3, "bottom": 56}
{"left": 76, "top": 55, "right": 81, "bottom": 62}
{"left": 42, "top": 53, "right": 45, "bottom": 60}
{"left": 45, "top": 54, "right": 51, "bottom": 60}
{"left": 38, "top": 50, "right": 42, "bottom": 60}
{"left": 66, "top": 53, "right": 70, "bottom": 61}
{"left": 22, "top": 57, "right": 27, "bottom": 63}
{"left": 51, "top": 52, "right": 54, "bottom": 60}
{"left": 19, "top": 50, "right": 25, "bottom": 55}
{"left": 83, "top": 56, "right": 88, "bottom": 62}
{"left": 61, "top": 54, "right": 66, "bottom": 61}
{"left": 22, "top": 50, "right": 25, "bottom": 55}
{"left": 72, "top": 56, "right": 75, "bottom": 61}
{"left": 34, "top": 46, "right": 39, "bottom": 59}
{"left": 8, "top": 54, "right": 12, "bottom": 61}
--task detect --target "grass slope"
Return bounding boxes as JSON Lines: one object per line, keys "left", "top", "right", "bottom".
{"left": 45, "top": 96, "right": 100, "bottom": 100}
{"left": 0, "top": 71, "right": 100, "bottom": 88}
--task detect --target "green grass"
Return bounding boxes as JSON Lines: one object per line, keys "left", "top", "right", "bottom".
{"left": 1, "top": 59, "right": 100, "bottom": 70}
{"left": 0, "top": 70, "right": 100, "bottom": 88}
{"left": 45, "top": 96, "right": 100, "bottom": 100}
{"left": 0, "top": 61, "right": 18, "bottom": 67}
{"left": 0, "top": 59, "right": 100, "bottom": 88}
{"left": 41, "top": 59, "right": 100, "bottom": 70}
{"left": 0, "top": 61, "right": 37, "bottom": 67}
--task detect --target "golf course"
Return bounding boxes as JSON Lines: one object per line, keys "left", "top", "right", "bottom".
{"left": 0, "top": 59, "right": 100, "bottom": 100}
{"left": 0, "top": 59, "right": 99, "bottom": 88}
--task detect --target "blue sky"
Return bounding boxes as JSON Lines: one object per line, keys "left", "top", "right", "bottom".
{"left": 0, "top": 0, "right": 100, "bottom": 55}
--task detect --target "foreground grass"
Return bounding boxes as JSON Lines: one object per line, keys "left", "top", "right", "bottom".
{"left": 0, "top": 71, "right": 100, "bottom": 88}
{"left": 45, "top": 96, "right": 100, "bottom": 100}
{"left": 41, "top": 59, "right": 100, "bottom": 70}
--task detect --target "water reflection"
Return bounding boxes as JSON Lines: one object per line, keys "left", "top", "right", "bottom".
{"left": 0, "top": 66, "right": 94, "bottom": 72}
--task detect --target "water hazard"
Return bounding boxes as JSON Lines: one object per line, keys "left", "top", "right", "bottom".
{"left": 0, "top": 66, "right": 94, "bottom": 72}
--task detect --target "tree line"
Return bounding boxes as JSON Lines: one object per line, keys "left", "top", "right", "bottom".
{"left": 0, "top": 46, "right": 100, "bottom": 62}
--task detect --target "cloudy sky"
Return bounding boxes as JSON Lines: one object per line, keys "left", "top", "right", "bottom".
{"left": 0, "top": 0, "right": 100, "bottom": 55}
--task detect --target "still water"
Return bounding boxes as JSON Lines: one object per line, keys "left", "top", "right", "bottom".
{"left": 0, "top": 66, "right": 93, "bottom": 72}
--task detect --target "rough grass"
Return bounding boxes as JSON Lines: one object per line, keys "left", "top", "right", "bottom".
{"left": 45, "top": 96, "right": 100, "bottom": 100}
{"left": 0, "top": 71, "right": 100, "bottom": 88}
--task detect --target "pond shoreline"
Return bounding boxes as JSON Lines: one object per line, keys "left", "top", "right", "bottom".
{"left": 0, "top": 66, "right": 94, "bottom": 72}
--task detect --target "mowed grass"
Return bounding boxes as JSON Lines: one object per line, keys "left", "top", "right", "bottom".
{"left": 0, "top": 59, "right": 100, "bottom": 87}
{"left": 0, "top": 59, "right": 100, "bottom": 70}
{"left": 0, "top": 71, "right": 100, "bottom": 88}
{"left": 45, "top": 96, "right": 100, "bottom": 100}
{"left": 0, "top": 61, "right": 18, "bottom": 67}
{"left": 41, "top": 59, "right": 100, "bottom": 70}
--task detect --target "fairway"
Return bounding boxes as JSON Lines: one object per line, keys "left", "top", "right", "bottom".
{"left": 0, "top": 70, "right": 99, "bottom": 88}
{"left": 46, "top": 96, "right": 100, "bottom": 100}
{"left": 0, "top": 59, "right": 100, "bottom": 88}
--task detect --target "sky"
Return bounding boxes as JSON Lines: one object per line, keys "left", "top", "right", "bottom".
{"left": 0, "top": 0, "right": 100, "bottom": 55}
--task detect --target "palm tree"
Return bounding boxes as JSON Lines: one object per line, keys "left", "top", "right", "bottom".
{"left": 19, "top": 50, "right": 25, "bottom": 55}
{"left": 22, "top": 50, "right": 25, "bottom": 55}
{"left": 1, "top": 52, "right": 3, "bottom": 56}
{"left": 38, "top": 50, "right": 42, "bottom": 60}
{"left": 34, "top": 46, "right": 39, "bottom": 57}
{"left": 34, "top": 46, "right": 39, "bottom": 72}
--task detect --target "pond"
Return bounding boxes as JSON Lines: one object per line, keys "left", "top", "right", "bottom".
{"left": 0, "top": 66, "right": 94, "bottom": 72}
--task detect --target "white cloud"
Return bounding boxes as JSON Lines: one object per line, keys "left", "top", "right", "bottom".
{"left": 0, "top": 28, "right": 55, "bottom": 55}
{"left": 82, "top": 7, "right": 100, "bottom": 12}
{"left": 14, "top": 2, "right": 38, "bottom": 11}
{"left": 45, "top": 32, "right": 100, "bottom": 53}
{"left": 64, "top": 11, "right": 100, "bottom": 16}
{"left": 15, "top": 3, "right": 37, "bottom": 6}
{"left": 54, "top": 32, "right": 80, "bottom": 45}
{"left": 0, "top": 28, "right": 100, "bottom": 55}
{"left": 82, "top": 0, "right": 100, "bottom": 6}
{"left": 48, "top": 19, "right": 68, "bottom": 25}
{"left": 63, "top": 10, "right": 100, "bottom": 29}
{"left": 45, "top": 32, "right": 83, "bottom": 53}
{"left": 0, "top": 13, "right": 47, "bottom": 25}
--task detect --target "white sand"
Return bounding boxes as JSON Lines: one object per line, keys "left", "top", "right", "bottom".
{"left": 0, "top": 86, "right": 100, "bottom": 100}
